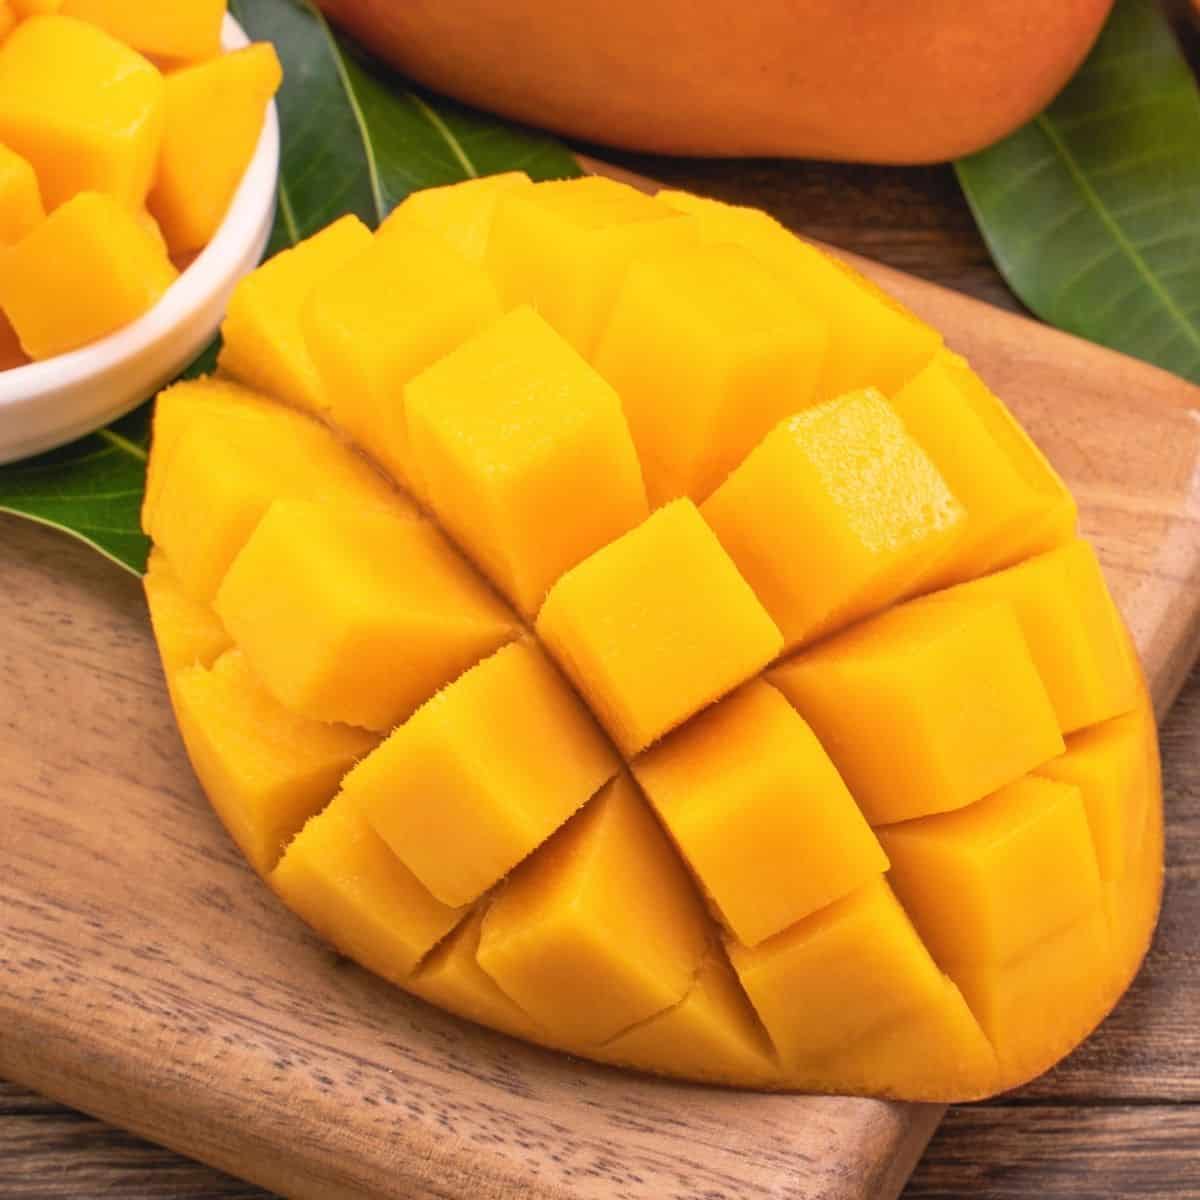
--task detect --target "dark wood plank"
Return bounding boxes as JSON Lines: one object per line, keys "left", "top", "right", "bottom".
{"left": 905, "top": 1105, "right": 1200, "bottom": 1198}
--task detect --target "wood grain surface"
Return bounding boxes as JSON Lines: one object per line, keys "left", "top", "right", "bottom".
{"left": 2, "top": 151, "right": 1199, "bottom": 1200}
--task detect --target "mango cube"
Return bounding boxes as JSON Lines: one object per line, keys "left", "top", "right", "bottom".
{"left": 379, "top": 170, "right": 532, "bottom": 263}
{"left": 0, "top": 312, "right": 28, "bottom": 370}
{"left": 656, "top": 190, "right": 942, "bottom": 400}
{"left": 593, "top": 242, "right": 828, "bottom": 505}
{"left": 407, "top": 305, "right": 649, "bottom": 617}
{"left": 477, "top": 774, "right": 711, "bottom": 1045}
{"left": 599, "top": 951, "right": 779, "bottom": 1087}
{"left": 538, "top": 499, "right": 783, "bottom": 756}
{"left": 634, "top": 680, "right": 887, "bottom": 947}
{"left": 702, "top": 390, "right": 964, "bottom": 651}
{"left": 173, "top": 650, "right": 380, "bottom": 876}
{"left": 147, "top": 382, "right": 410, "bottom": 603}
{"left": 216, "top": 500, "right": 519, "bottom": 732}
{"left": 219, "top": 214, "right": 374, "bottom": 415}
{"left": 1039, "top": 709, "right": 1155, "bottom": 880}
{"left": 0, "top": 15, "right": 164, "bottom": 210}
{"left": 143, "top": 547, "right": 231, "bottom": 679}
{"left": 0, "top": 190, "right": 176, "bottom": 358}
{"left": 347, "top": 641, "right": 620, "bottom": 907}
{"left": 410, "top": 908, "right": 543, "bottom": 1042}
{"left": 59, "top": 0, "right": 225, "bottom": 62}
{"left": 879, "top": 776, "right": 1103, "bottom": 967}
{"left": 891, "top": 351, "right": 1077, "bottom": 586}
{"left": 11, "top": 0, "right": 63, "bottom": 13}
{"left": 920, "top": 539, "right": 1138, "bottom": 734}
{"left": 954, "top": 910, "right": 1115, "bottom": 1082}
{"left": 272, "top": 792, "right": 466, "bottom": 984}
{"left": 302, "top": 227, "right": 502, "bottom": 494}
{"left": 0, "top": 3, "right": 15, "bottom": 39}
{"left": 771, "top": 600, "right": 1064, "bottom": 825}
{"left": 486, "top": 175, "right": 698, "bottom": 356}
{"left": 728, "top": 878, "right": 953, "bottom": 1063}
{"left": 0, "top": 142, "right": 42, "bottom": 243}
{"left": 148, "top": 43, "right": 281, "bottom": 257}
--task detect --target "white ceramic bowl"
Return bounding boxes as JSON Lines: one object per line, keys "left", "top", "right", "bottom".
{"left": 0, "top": 14, "right": 280, "bottom": 464}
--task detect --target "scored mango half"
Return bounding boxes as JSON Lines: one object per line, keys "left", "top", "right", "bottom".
{"left": 143, "top": 175, "right": 1162, "bottom": 1101}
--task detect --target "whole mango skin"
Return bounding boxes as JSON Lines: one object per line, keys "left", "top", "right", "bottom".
{"left": 317, "top": 0, "right": 1114, "bottom": 163}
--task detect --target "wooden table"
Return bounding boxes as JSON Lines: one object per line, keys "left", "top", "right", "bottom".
{"left": 2, "top": 153, "right": 1197, "bottom": 1199}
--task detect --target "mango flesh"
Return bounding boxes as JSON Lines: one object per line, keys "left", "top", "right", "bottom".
{"left": 147, "top": 176, "right": 1162, "bottom": 1102}
{"left": 0, "top": 3, "right": 279, "bottom": 365}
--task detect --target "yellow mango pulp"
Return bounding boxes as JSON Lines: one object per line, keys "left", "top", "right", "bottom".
{"left": 143, "top": 548, "right": 231, "bottom": 679}
{"left": 0, "top": 311, "right": 28, "bottom": 369}
{"left": 919, "top": 539, "right": 1139, "bottom": 734}
{"left": 477, "top": 774, "right": 711, "bottom": 1045}
{"left": 0, "top": 142, "right": 42, "bottom": 243}
{"left": 219, "top": 214, "right": 374, "bottom": 414}
{"left": 486, "top": 175, "right": 699, "bottom": 357}
{"left": 0, "top": 190, "right": 176, "bottom": 358}
{"left": 146, "top": 377, "right": 410, "bottom": 604}
{"left": 379, "top": 170, "right": 532, "bottom": 263}
{"left": 59, "top": 0, "right": 225, "bottom": 62}
{"left": 172, "top": 649, "right": 379, "bottom": 876}
{"left": 0, "top": 15, "right": 164, "bottom": 210}
{"left": 771, "top": 599, "right": 1064, "bottom": 825}
{"left": 148, "top": 43, "right": 281, "bottom": 257}
{"left": 537, "top": 499, "right": 783, "bottom": 756}
{"left": 302, "top": 227, "right": 502, "bottom": 494}
{"left": 703, "top": 389, "right": 964, "bottom": 651}
{"left": 273, "top": 792, "right": 466, "bottom": 984}
{"left": 656, "top": 189, "right": 942, "bottom": 399}
{"left": 592, "top": 241, "right": 827, "bottom": 504}
{"left": 346, "top": 640, "right": 619, "bottom": 908}
{"left": 215, "top": 499, "right": 518, "bottom": 732}
{"left": 407, "top": 305, "right": 649, "bottom": 617}
{"left": 891, "top": 351, "right": 1077, "bottom": 586}
{"left": 634, "top": 680, "right": 887, "bottom": 947}
{"left": 0, "top": 2, "right": 15, "bottom": 39}
{"left": 144, "top": 178, "right": 1163, "bottom": 1101}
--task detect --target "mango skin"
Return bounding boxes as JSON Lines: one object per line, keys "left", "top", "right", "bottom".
{"left": 317, "top": 0, "right": 1113, "bottom": 163}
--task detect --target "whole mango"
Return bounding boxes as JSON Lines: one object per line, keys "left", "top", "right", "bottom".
{"left": 317, "top": 0, "right": 1114, "bottom": 163}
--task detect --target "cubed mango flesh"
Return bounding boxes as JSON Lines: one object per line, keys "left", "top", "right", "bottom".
{"left": 486, "top": 175, "right": 698, "bottom": 357}
{"left": 146, "top": 378, "right": 411, "bottom": 603}
{"left": 771, "top": 599, "right": 1064, "bottom": 825}
{"left": 655, "top": 190, "right": 942, "bottom": 400}
{"left": 919, "top": 539, "right": 1139, "bottom": 735}
{"left": 592, "top": 241, "right": 828, "bottom": 504}
{"left": 0, "top": 190, "right": 176, "bottom": 358}
{"left": 538, "top": 499, "right": 783, "bottom": 756}
{"left": 0, "top": 141, "right": 42, "bottom": 243}
{"left": 346, "top": 640, "right": 620, "bottom": 908}
{"left": 378, "top": 170, "right": 532, "bottom": 263}
{"left": 143, "top": 547, "right": 231, "bottom": 679}
{"left": 0, "top": 15, "right": 164, "bottom": 210}
{"left": 302, "top": 227, "right": 502, "bottom": 494}
{"left": 407, "top": 305, "right": 649, "bottom": 617}
{"left": 219, "top": 214, "right": 374, "bottom": 415}
{"left": 634, "top": 680, "right": 887, "bottom": 947}
{"left": 878, "top": 776, "right": 1103, "bottom": 967}
{"left": 59, "top": 0, "right": 225, "bottom": 62}
{"left": 172, "top": 649, "right": 380, "bottom": 876}
{"left": 148, "top": 43, "right": 281, "bottom": 257}
{"left": 215, "top": 499, "right": 518, "bottom": 732}
{"left": 891, "top": 351, "right": 1077, "bottom": 586}
{"left": 142, "top": 180, "right": 1163, "bottom": 1102}
{"left": 477, "top": 774, "right": 711, "bottom": 1045}
{"left": 272, "top": 791, "right": 466, "bottom": 984}
{"left": 702, "top": 389, "right": 964, "bottom": 651}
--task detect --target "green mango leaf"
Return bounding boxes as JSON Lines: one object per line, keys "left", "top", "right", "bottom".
{"left": 956, "top": 0, "right": 1200, "bottom": 382}
{"left": 0, "top": 0, "right": 579, "bottom": 576}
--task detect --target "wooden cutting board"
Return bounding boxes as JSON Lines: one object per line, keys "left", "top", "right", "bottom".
{"left": 2, "top": 239, "right": 1199, "bottom": 1200}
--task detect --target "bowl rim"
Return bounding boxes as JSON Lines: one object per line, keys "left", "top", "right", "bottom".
{"left": 0, "top": 12, "right": 279, "bottom": 411}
